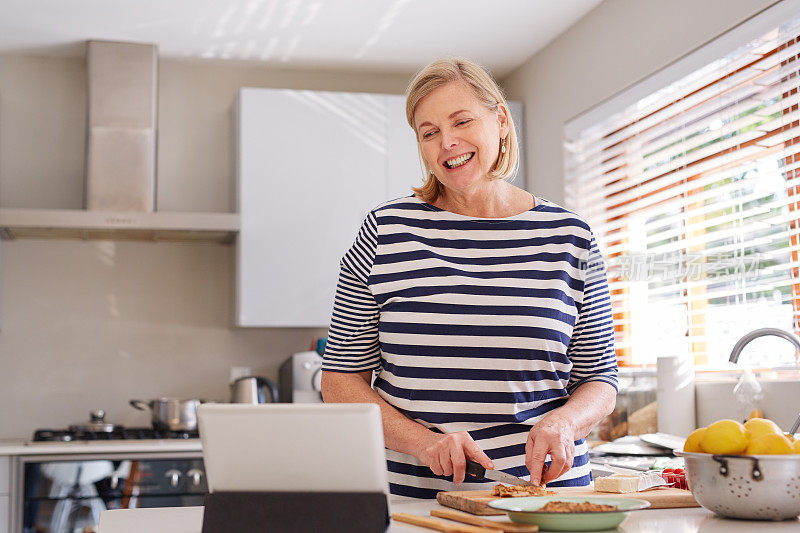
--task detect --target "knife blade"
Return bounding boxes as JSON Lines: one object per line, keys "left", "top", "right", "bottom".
{"left": 465, "top": 460, "right": 534, "bottom": 486}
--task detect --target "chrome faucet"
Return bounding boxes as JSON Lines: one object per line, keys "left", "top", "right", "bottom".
{"left": 729, "top": 328, "right": 800, "bottom": 364}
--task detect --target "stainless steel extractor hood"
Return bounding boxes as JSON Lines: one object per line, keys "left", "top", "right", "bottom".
{"left": 0, "top": 40, "right": 239, "bottom": 243}
{"left": 86, "top": 40, "right": 157, "bottom": 212}
{"left": 0, "top": 208, "right": 239, "bottom": 243}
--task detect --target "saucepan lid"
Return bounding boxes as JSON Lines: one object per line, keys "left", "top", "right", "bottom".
{"left": 68, "top": 409, "right": 120, "bottom": 433}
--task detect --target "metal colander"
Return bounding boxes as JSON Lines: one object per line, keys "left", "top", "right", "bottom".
{"left": 675, "top": 450, "right": 800, "bottom": 520}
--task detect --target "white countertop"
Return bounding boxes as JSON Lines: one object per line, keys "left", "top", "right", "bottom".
{"left": 98, "top": 499, "right": 800, "bottom": 533}
{"left": 0, "top": 438, "right": 202, "bottom": 456}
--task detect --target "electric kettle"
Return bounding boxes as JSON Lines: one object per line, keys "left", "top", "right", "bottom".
{"left": 230, "top": 376, "right": 280, "bottom": 404}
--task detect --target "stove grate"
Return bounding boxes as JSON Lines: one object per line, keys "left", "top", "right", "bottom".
{"left": 33, "top": 427, "right": 199, "bottom": 442}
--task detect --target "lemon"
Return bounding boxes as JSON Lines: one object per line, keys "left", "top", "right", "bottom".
{"left": 745, "top": 433, "right": 794, "bottom": 455}
{"left": 793, "top": 439, "right": 800, "bottom": 454}
{"left": 683, "top": 427, "right": 707, "bottom": 453}
{"left": 744, "top": 418, "right": 782, "bottom": 441}
{"left": 701, "top": 419, "right": 748, "bottom": 454}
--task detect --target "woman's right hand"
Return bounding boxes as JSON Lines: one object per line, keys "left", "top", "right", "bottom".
{"left": 415, "top": 431, "right": 494, "bottom": 485}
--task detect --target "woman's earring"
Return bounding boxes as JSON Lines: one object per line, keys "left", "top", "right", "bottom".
{"left": 501, "top": 138, "right": 506, "bottom": 154}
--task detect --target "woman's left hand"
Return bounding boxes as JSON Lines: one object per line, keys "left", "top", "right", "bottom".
{"left": 525, "top": 413, "right": 576, "bottom": 486}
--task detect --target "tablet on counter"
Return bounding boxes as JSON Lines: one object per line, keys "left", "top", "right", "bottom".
{"left": 197, "top": 403, "right": 389, "bottom": 495}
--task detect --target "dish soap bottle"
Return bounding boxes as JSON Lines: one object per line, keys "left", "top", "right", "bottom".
{"left": 732, "top": 368, "right": 763, "bottom": 423}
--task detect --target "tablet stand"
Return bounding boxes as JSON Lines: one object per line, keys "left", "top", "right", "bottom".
{"left": 201, "top": 491, "right": 390, "bottom": 533}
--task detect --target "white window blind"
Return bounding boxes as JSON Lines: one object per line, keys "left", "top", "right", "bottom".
{"left": 564, "top": 13, "right": 800, "bottom": 367}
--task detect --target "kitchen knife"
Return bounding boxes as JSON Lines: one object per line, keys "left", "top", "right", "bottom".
{"left": 465, "top": 460, "right": 534, "bottom": 486}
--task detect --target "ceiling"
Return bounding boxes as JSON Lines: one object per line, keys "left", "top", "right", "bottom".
{"left": 0, "top": 0, "right": 602, "bottom": 77}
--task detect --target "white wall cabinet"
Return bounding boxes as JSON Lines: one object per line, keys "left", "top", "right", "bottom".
{"left": 236, "top": 88, "right": 524, "bottom": 327}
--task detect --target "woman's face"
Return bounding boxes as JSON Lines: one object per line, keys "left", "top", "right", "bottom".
{"left": 413, "top": 81, "right": 509, "bottom": 195}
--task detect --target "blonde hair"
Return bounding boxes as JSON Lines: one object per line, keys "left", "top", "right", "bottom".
{"left": 405, "top": 58, "right": 519, "bottom": 203}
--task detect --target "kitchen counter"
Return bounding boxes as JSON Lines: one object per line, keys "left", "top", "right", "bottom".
{"left": 98, "top": 498, "right": 800, "bottom": 532}
{"left": 0, "top": 438, "right": 202, "bottom": 456}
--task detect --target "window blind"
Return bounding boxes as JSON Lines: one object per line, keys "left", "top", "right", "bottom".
{"left": 564, "top": 15, "right": 800, "bottom": 367}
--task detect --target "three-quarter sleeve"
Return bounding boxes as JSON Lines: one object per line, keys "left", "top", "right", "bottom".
{"left": 322, "top": 211, "right": 382, "bottom": 372}
{"left": 566, "top": 233, "right": 619, "bottom": 393}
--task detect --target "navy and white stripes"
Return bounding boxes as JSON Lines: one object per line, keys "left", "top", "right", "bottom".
{"left": 323, "top": 196, "right": 618, "bottom": 498}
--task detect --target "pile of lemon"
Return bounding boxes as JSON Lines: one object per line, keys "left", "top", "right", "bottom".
{"left": 684, "top": 417, "right": 800, "bottom": 455}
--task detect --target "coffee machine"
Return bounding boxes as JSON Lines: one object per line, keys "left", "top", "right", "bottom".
{"left": 279, "top": 350, "right": 323, "bottom": 403}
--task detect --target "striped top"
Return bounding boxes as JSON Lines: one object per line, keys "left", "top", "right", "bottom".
{"left": 322, "top": 195, "right": 618, "bottom": 498}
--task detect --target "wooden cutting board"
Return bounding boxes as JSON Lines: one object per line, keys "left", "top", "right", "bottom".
{"left": 436, "top": 486, "right": 699, "bottom": 516}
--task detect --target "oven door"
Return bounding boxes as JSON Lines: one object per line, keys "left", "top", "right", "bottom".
{"left": 20, "top": 455, "right": 206, "bottom": 533}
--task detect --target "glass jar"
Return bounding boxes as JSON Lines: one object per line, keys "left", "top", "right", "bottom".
{"left": 593, "top": 368, "right": 657, "bottom": 441}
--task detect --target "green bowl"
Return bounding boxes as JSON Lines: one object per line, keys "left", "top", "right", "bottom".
{"left": 488, "top": 496, "right": 651, "bottom": 531}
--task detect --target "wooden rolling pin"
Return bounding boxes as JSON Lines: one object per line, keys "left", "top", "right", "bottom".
{"left": 391, "top": 512, "right": 502, "bottom": 532}
{"left": 431, "top": 509, "right": 539, "bottom": 532}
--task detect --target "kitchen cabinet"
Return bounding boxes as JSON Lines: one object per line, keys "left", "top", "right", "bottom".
{"left": 235, "top": 88, "right": 525, "bottom": 327}
{"left": 235, "top": 88, "right": 411, "bottom": 327}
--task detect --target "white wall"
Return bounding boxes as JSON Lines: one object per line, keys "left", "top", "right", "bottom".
{"left": 696, "top": 380, "right": 800, "bottom": 430}
{"left": 0, "top": 55, "right": 410, "bottom": 439}
{"left": 501, "top": 0, "right": 779, "bottom": 206}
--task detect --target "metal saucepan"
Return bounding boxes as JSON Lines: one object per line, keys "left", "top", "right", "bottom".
{"left": 129, "top": 398, "right": 203, "bottom": 431}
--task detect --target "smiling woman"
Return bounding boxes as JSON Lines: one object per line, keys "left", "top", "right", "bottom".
{"left": 405, "top": 59, "right": 520, "bottom": 213}
{"left": 320, "top": 57, "right": 618, "bottom": 499}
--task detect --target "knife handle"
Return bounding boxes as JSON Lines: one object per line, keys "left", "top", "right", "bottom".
{"left": 465, "top": 459, "right": 487, "bottom": 480}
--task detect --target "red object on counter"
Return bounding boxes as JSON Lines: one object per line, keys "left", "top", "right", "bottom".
{"left": 660, "top": 469, "right": 687, "bottom": 490}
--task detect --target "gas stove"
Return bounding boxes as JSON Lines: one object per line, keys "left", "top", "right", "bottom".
{"left": 29, "top": 410, "right": 200, "bottom": 443}
{"left": 17, "top": 419, "right": 205, "bottom": 533}
{"left": 32, "top": 427, "right": 199, "bottom": 442}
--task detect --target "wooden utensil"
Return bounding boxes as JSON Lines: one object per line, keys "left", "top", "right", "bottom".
{"left": 391, "top": 512, "right": 502, "bottom": 532}
{"left": 431, "top": 508, "right": 539, "bottom": 532}
{"left": 437, "top": 486, "right": 698, "bottom": 515}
